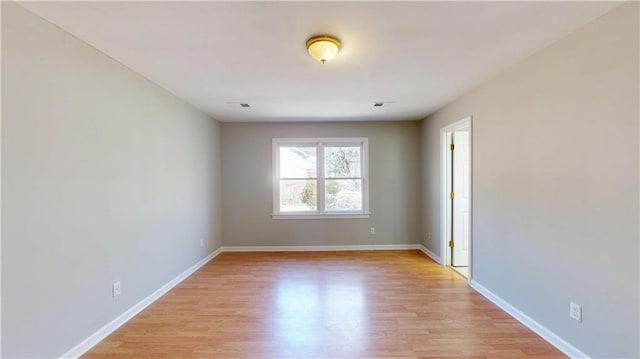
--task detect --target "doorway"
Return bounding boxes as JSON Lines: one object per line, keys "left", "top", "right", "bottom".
{"left": 440, "top": 117, "right": 472, "bottom": 280}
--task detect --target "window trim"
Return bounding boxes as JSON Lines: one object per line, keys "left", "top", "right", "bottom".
{"left": 272, "top": 137, "right": 370, "bottom": 219}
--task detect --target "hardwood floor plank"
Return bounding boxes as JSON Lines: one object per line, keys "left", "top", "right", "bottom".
{"left": 82, "top": 250, "right": 565, "bottom": 358}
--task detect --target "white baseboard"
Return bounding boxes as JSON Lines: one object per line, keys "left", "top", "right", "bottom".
{"left": 418, "top": 244, "right": 442, "bottom": 264}
{"left": 469, "top": 280, "right": 589, "bottom": 359}
{"left": 221, "top": 244, "right": 421, "bottom": 252}
{"left": 60, "top": 248, "right": 223, "bottom": 359}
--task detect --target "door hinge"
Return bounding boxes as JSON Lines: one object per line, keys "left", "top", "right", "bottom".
{"left": 449, "top": 192, "right": 455, "bottom": 199}
{"left": 449, "top": 240, "right": 454, "bottom": 248}
{"left": 450, "top": 144, "right": 455, "bottom": 151}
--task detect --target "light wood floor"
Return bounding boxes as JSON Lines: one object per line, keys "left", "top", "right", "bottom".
{"left": 83, "top": 250, "right": 564, "bottom": 358}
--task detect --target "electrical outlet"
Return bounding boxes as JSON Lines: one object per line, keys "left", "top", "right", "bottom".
{"left": 200, "top": 238, "right": 204, "bottom": 247}
{"left": 112, "top": 281, "right": 121, "bottom": 298}
{"left": 570, "top": 302, "right": 582, "bottom": 322}
{"left": 427, "top": 232, "right": 432, "bottom": 240}
{"left": 370, "top": 227, "right": 375, "bottom": 235}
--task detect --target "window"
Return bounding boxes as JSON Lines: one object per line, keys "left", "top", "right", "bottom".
{"left": 273, "top": 138, "right": 370, "bottom": 219}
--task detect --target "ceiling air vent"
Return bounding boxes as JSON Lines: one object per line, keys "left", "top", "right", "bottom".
{"left": 226, "top": 102, "right": 251, "bottom": 108}
{"left": 374, "top": 101, "right": 395, "bottom": 107}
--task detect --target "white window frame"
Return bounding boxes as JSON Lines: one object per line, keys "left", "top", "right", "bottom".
{"left": 272, "top": 137, "right": 370, "bottom": 219}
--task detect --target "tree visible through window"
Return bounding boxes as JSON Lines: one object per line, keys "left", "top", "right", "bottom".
{"left": 324, "top": 146, "right": 362, "bottom": 211}
{"left": 273, "top": 138, "right": 369, "bottom": 217}
{"left": 278, "top": 146, "right": 317, "bottom": 212}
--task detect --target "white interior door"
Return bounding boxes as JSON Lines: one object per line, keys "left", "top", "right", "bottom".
{"left": 452, "top": 131, "right": 470, "bottom": 267}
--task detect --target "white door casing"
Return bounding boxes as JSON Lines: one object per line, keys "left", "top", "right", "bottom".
{"left": 440, "top": 116, "right": 472, "bottom": 277}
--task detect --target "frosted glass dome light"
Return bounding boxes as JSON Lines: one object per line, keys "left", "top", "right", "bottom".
{"left": 306, "top": 36, "right": 341, "bottom": 64}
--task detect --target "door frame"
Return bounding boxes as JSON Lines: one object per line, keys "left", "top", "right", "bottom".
{"left": 440, "top": 116, "right": 473, "bottom": 280}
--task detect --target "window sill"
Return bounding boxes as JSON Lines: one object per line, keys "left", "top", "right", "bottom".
{"left": 272, "top": 213, "right": 371, "bottom": 220}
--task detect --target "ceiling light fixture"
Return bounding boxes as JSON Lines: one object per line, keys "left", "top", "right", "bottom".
{"left": 306, "top": 35, "right": 341, "bottom": 64}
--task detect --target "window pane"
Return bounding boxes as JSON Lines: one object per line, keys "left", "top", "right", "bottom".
{"left": 325, "top": 179, "right": 362, "bottom": 211}
{"left": 325, "top": 146, "right": 361, "bottom": 178}
{"left": 280, "top": 180, "right": 317, "bottom": 212}
{"left": 280, "top": 147, "right": 316, "bottom": 178}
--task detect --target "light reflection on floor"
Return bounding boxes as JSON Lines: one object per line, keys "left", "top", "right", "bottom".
{"left": 450, "top": 266, "right": 469, "bottom": 278}
{"left": 273, "top": 273, "right": 366, "bottom": 357}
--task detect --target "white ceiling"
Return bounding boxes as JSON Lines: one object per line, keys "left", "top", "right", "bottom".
{"left": 19, "top": 1, "right": 620, "bottom": 122}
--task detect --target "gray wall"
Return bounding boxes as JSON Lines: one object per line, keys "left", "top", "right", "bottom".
{"left": 222, "top": 121, "right": 421, "bottom": 247}
{"left": 420, "top": 3, "right": 639, "bottom": 357}
{"left": 1, "top": 3, "right": 222, "bottom": 358}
